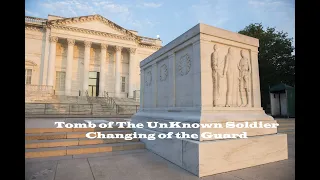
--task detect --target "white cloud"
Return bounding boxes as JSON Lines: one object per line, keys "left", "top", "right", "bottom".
{"left": 142, "top": 2, "right": 162, "bottom": 8}
{"left": 103, "top": 3, "right": 129, "bottom": 13}
{"left": 248, "top": 0, "right": 283, "bottom": 7}
{"left": 247, "top": 0, "right": 295, "bottom": 47}
{"left": 145, "top": 19, "right": 159, "bottom": 28}
{"left": 25, "top": 9, "right": 39, "bottom": 17}
{"left": 190, "top": 0, "right": 229, "bottom": 27}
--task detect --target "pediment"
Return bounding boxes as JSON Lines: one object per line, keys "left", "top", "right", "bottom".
{"left": 49, "top": 15, "right": 136, "bottom": 38}
{"left": 65, "top": 21, "right": 123, "bottom": 35}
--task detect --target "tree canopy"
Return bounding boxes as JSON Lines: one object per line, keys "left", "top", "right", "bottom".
{"left": 238, "top": 23, "right": 295, "bottom": 111}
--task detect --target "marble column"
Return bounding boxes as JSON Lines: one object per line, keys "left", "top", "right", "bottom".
{"left": 65, "top": 38, "right": 75, "bottom": 96}
{"left": 82, "top": 41, "right": 92, "bottom": 96}
{"left": 47, "top": 36, "right": 58, "bottom": 87}
{"left": 114, "top": 46, "right": 122, "bottom": 97}
{"left": 128, "top": 48, "right": 136, "bottom": 98}
{"left": 99, "top": 44, "right": 108, "bottom": 97}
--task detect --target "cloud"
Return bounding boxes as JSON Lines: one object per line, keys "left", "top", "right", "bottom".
{"left": 25, "top": 9, "right": 39, "bottom": 17}
{"left": 247, "top": 0, "right": 295, "bottom": 46}
{"left": 145, "top": 19, "right": 159, "bottom": 28}
{"left": 102, "top": 3, "right": 130, "bottom": 13}
{"left": 248, "top": 0, "right": 283, "bottom": 8}
{"left": 190, "top": 0, "right": 229, "bottom": 27}
{"left": 39, "top": 0, "right": 130, "bottom": 17}
{"left": 142, "top": 2, "right": 162, "bottom": 8}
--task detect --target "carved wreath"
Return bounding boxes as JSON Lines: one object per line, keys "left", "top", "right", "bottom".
{"left": 178, "top": 54, "right": 191, "bottom": 76}
{"left": 145, "top": 71, "right": 152, "bottom": 86}
{"left": 160, "top": 64, "right": 168, "bottom": 81}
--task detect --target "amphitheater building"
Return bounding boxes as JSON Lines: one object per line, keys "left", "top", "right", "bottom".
{"left": 25, "top": 14, "right": 162, "bottom": 100}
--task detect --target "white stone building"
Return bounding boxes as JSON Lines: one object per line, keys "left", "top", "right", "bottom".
{"left": 25, "top": 14, "right": 162, "bottom": 98}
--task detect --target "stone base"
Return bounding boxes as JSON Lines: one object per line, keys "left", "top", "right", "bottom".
{"left": 134, "top": 127, "right": 288, "bottom": 177}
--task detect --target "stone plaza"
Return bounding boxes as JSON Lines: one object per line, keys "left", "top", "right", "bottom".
{"left": 25, "top": 117, "right": 295, "bottom": 180}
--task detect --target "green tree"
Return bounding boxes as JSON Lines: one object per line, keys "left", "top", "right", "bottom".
{"left": 238, "top": 23, "right": 295, "bottom": 111}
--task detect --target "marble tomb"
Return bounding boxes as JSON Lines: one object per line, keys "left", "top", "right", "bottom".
{"left": 131, "top": 23, "right": 288, "bottom": 177}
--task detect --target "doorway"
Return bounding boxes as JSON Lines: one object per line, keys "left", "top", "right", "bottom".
{"left": 88, "top": 71, "right": 99, "bottom": 97}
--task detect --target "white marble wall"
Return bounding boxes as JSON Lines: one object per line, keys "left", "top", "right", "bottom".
{"left": 140, "top": 23, "right": 263, "bottom": 111}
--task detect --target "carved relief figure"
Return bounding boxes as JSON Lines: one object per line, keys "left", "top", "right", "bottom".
{"left": 238, "top": 50, "right": 251, "bottom": 107}
{"left": 211, "top": 45, "right": 222, "bottom": 106}
{"left": 223, "top": 47, "right": 238, "bottom": 107}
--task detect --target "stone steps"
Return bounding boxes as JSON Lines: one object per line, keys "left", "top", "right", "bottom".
{"left": 25, "top": 142, "right": 145, "bottom": 158}
{"left": 276, "top": 120, "right": 295, "bottom": 134}
{"left": 25, "top": 125, "right": 145, "bottom": 158}
{"left": 25, "top": 130, "right": 133, "bottom": 140}
{"left": 26, "top": 138, "right": 139, "bottom": 149}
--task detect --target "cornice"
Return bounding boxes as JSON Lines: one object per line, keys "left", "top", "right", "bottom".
{"left": 50, "top": 25, "right": 138, "bottom": 42}
{"left": 25, "top": 25, "right": 44, "bottom": 32}
{"left": 138, "top": 44, "right": 162, "bottom": 50}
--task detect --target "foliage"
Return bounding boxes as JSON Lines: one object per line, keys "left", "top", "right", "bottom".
{"left": 238, "top": 23, "right": 295, "bottom": 111}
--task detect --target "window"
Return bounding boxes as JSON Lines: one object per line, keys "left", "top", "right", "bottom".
{"left": 55, "top": 71, "right": 66, "bottom": 90}
{"left": 121, "top": 76, "right": 126, "bottom": 92}
{"left": 25, "top": 69, "right": 32, "bottom": 84}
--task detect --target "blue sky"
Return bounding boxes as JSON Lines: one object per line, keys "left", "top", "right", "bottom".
{"left": 25, "top": 0, "right": 295, "bottom": 47}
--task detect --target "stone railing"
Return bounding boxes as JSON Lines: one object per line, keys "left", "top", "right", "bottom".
{"left": 25, "top": 85, "right": 54, "bottom": 102}
{"left": 25, "top": 16, "right": 47, "bottom": 24}
{"left": 139, "top": 37, "right": 157, "bottom": 45}
{"left": 25, "top": 85, "right": 53, "bottom": 94}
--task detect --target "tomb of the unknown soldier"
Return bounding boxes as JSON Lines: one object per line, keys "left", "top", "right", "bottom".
{"left": 131, "top": 23, "right": 288, "bottom": 177}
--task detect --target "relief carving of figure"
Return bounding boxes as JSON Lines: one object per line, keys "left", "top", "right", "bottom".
{"left": 223, "top": 47, "right": 238, "bottom": 107}
{"left": 211, "top": 45, "right": 222, "bottom": 106}
{"left": 238, "top": 50, "right": 251, "bottom": 107}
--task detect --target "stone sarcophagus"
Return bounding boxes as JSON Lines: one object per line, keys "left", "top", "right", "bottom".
{"left": 131, "top": 23, "right": 288, "bottom": 177}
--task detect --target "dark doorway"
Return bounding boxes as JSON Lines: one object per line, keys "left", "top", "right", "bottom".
{"left": 88, "top": 71, "right": 99, "bottom": 97}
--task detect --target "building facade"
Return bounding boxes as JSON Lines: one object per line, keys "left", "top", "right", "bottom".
{"left": 25, "top": 14, "right": 162, "bottom": 98}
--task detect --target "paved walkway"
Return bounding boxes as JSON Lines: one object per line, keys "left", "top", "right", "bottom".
{"left": 25, "top": 118, "right": 295, "bottom": 180}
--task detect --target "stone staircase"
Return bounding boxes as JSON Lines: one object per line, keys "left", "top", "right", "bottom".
{"left": 88, "top": 97, "right": 117, "bottom": 115}
{"left": 25, "top": 126, "right": 145, "bottom": 158}
{"left": 112, "top": 97, "right": 140, "bottom": 114}
{"left": 276, "top": 119, "right": 295, "bottom": 135}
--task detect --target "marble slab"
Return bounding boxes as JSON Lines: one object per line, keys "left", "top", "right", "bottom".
{"left": 134, "top": 127, "right": 288, "bottom": 177}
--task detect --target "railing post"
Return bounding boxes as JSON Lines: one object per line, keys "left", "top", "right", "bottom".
{"left": 44, "top": 104, "right": 47, "bottom": 114}
{"left": 69, "top": 104, "right": 71, "bottom": 115}
{"left": 116, "top": 105, "right": 118, "bottom": 114}
{"left": 91, "top": 104, "right": 93, "bottom": 115}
